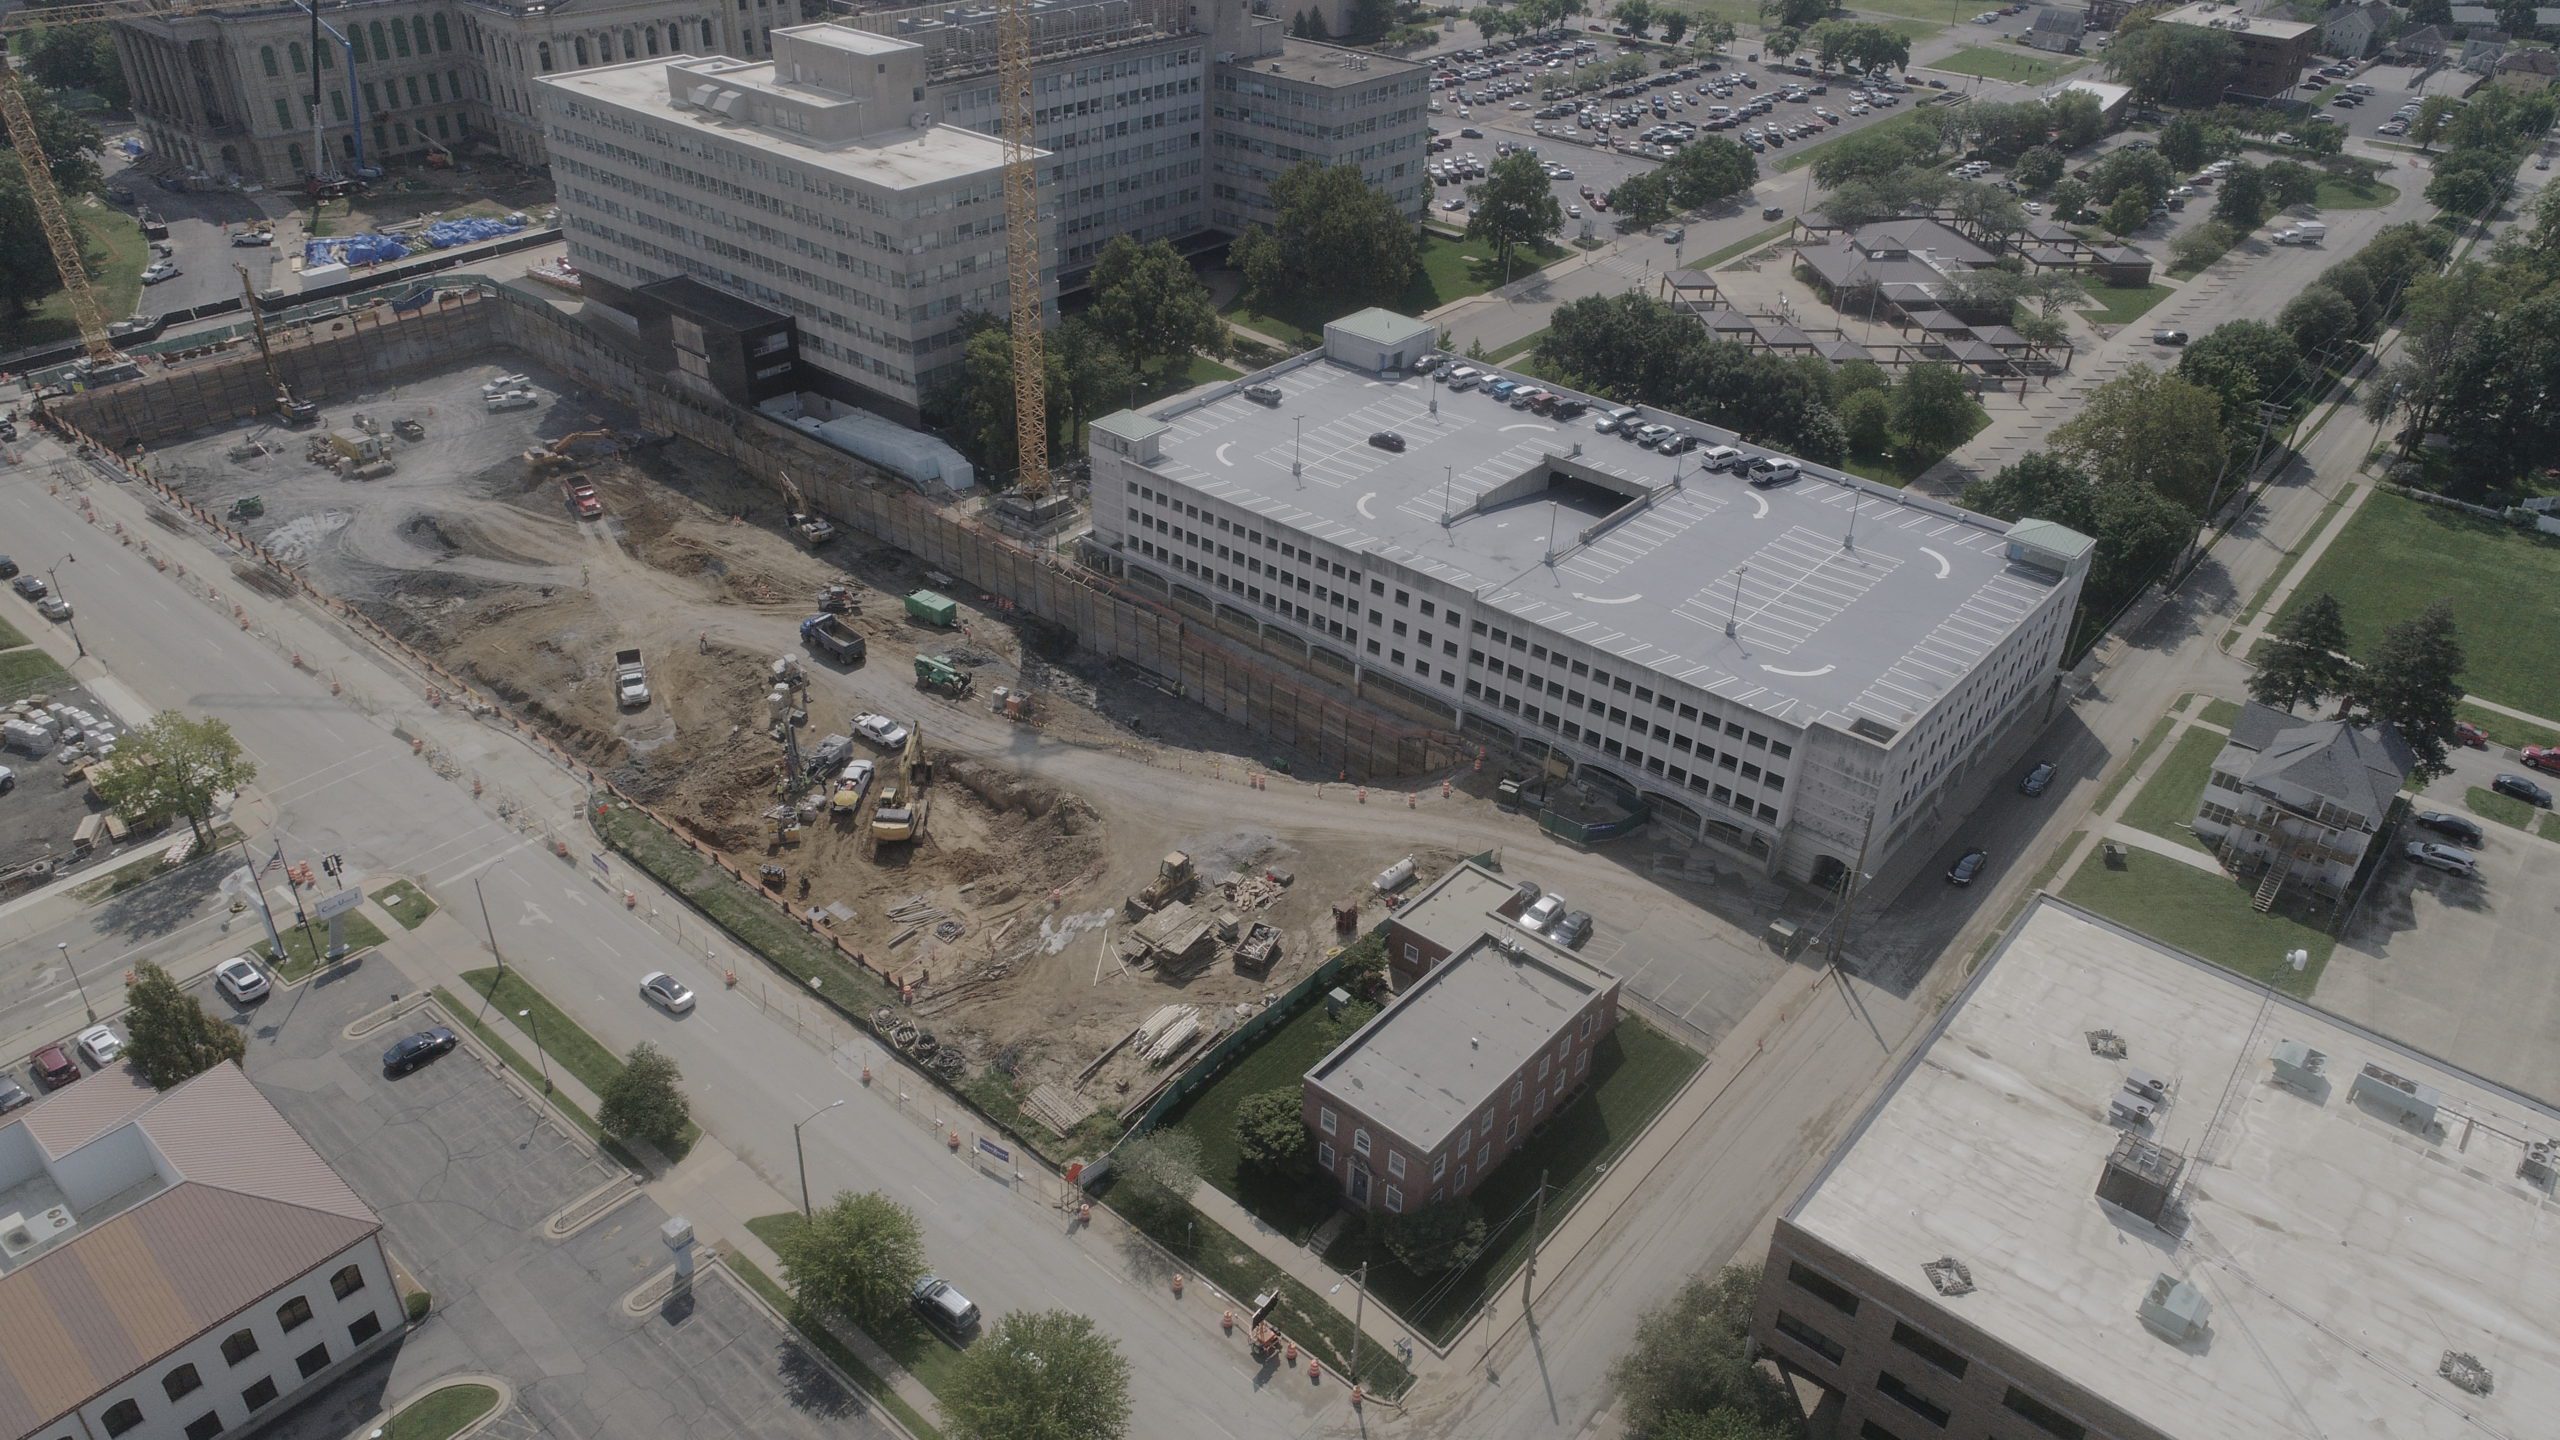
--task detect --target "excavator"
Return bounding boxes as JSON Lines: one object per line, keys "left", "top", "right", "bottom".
{"left": 238, "top": 263, "right": 317, "bottom": 426}
{"left": 779, "top": 469, "right": 835, "bottom": 546}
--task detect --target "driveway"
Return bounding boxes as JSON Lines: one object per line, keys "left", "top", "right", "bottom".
{"left": 246, "top": 971, "right": 901, "bottom": 1440}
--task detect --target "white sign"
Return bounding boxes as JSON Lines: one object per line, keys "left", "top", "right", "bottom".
{"left": 313, "top": 886, "right": 365, "bottom": 921}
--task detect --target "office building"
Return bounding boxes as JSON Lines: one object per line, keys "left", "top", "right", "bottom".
{"left": 2192, "top": 702, "right": 2411, "bottom": 910}
{"left": 1208, "top": 35, "right": 1431, "bottom": 234}
{"left": 1755, "top": 896, "right": 2560, "bottom": 1440}
{"left": 0, "top": 1063, "right": 404, "bottom": 1440}
{"left": 111, "top": 0, "right": 761, "bottom": 183}
{"left": 1083, "top": 312, "right": 2093, "bottom": 887}
{"left": 539, "top": 26, "right": 1027, "bottom": 420}
{"left": 1303, "top": 861, "right": 1620, "bottom": 1212}
{"left": 2151, "top": 2, "right": 2316, "bottom": 100}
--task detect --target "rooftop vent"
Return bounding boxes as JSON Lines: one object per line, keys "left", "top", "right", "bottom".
{"left": 2086, "top": 1028, "right": 2128, "bottom": 1059}
{"left": 2522, "top": 1139, "right": 2559, "bottom": 1188}
{"left": 2270, "top": 1039, "right": 2327, "bottom": 1093}
{"left": 2440, "top": 1351, "right": 2494, "bottom": 1396}
{"left": 1922, "top": 1256, "right": 1974, "bottom": 1297}
{"left": 2097, "top": 1131, "right": 2186, "bottom": 1228}
{"left": 2139, "top": 1274, "right": 2210, "bottom": 1344}
{"left": 0, "top": 1205, "right": 76, "bottom": 1261}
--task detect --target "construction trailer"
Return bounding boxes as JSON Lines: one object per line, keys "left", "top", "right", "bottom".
{"left": 904, "top": 589, "right": 959, "bottom": 627}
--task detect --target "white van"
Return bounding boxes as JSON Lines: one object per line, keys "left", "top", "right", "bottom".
{"left": 1445, "top": 367, "right": 1483, "bottom": 392}
{"left": 1699, "top": 444, "right": 1744, "bottom": 472}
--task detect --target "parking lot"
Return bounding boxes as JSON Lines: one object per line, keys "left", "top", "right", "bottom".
{"left": 249, "top": 973, "right": 901, "bottom": 1440}
{"left": 0, "top": 676, "right": 127, "bottom": 881}
{"left": 2306, "top": 60, "right": 2480, "bottom": 142}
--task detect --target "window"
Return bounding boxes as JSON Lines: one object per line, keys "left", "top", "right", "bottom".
{"left": 1388, "top": 1151, "right": 1407, "bottom": 1179}
{"left": 1353, "top": 1128, "right": 1371, "bottom": 1156}
{"left": 221, "top": 1329, "right": 259, "bottom": 1366}
{"left": 1786, "top": 1260, "right": 1860, "bottom": 1316}
{"left": 1319, "top": 1107, "right": 1337, "bottom": 1135}
{"left": 1773, "top": 1311, "right": 1844, "bottom": 1364}
{"left": 331, "top": 1264, "right": 366, "bottom": 1300}
{"left": 295, "top": 1342, "right": 331, "bottom": 1379}
{"left": 1384, "top": 1185, "right": 1403, "bottom": 1213}
{"left": 1431, "top": 1152, "right": 1447, "bottom": 1180}
{"left": 1860, "top": 1424, "right": 1909, "bottom": 1440}
{"left": 185, "top": 1414, "right": 223, "bottom": 1440}
{"left": 241, "top": 1376, "right": 280, "bottom": 1411}
{"left": 164, "top": 1363, "right": 203, "bottom": 1401}
{"left": 101, "top": 1399, "right": 143, "bottom": 1437}
{"left": 2002, "top": 1387, "right": 2088, "bottom": 1440}
{"left": 349, "top": 1312, "right": 383, "bottom": 1346}
{"left": 1476, "top": 1144, "right": 1490, "bottom": 1168}
{"left": 1875, "top": 1372, "right": 1949, "bottom": 1429}
{"left": 1317, "top": 1141, "right": 1336, "bottom": 1169}
{"left": 261, "top": 45, "right": 280, "bottom": 77}
{"left": 1889, "top": 1322, "right": 1969, "bottom": 1380}
{"left": 277, "top": 1295, "right": 315, "bottom": 1332}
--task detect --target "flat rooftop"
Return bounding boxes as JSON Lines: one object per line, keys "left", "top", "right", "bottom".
{"left": 1390, "top": 860, "right": 1528, "bottom": 959}
{"left": 1790, "top": 898, "right": 2560, "bottom": 1440}
{"left": 539, "top": 58, "right": 1017, "bottom": 189}
{"left": 1137, "top": 356, "right": 2066, "bottom": 730}
{"left": 2154, "top": 1, "right": 2318, "bottom": 38}
{"left": 1309, "top": 922, "right": 1615, "bottom": 1152}
{"left": 1241, "top": 39, "right": 1427, "bottom": 87}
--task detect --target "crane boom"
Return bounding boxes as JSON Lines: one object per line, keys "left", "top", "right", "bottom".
{"left": 0, "top": 65, "right": 113, "bottom": 363}
{"left": 995, "top": 0, "right": 1050, "bottom": 499}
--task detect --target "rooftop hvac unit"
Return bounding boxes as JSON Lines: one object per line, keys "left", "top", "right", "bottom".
{"left": 2138, "top": 1274, "right": 2210, "bottom": 1344}
{"left": 2522, "top": 1139, "right": 2560, "bottom": 1188}
{"left": 2097, "top": 1131, "right": 2185, "bottom": 1227}
{"left": 1922, "top": 1256, "right": 1974, "bottom": 1297}
{"left": 2270, "top": 1039, "right": 2327, "bottom": 1093}
{"left": 2351, "top": 1061, "right": 2441, "bottom": 1134}
{"left": 2440, "top": 1351, "right": 2494, "bottom": 1396}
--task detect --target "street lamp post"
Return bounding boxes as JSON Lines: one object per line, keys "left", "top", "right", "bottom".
{"left": 794, "top": 1098, "right": 847, "bottom": 1217}
{"left": 58, "top": 942, "right": 93, "bottom": 1023}
{"left": 518, "top": 1007, "right": 552, "bottom": 1093}
{"left": 47, "top": 554, "right": 83, "bottom": 659}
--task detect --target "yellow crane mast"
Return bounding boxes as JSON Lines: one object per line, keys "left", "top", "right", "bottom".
{"left": 995, "top": 0, "right": 1051, "bottom": 500}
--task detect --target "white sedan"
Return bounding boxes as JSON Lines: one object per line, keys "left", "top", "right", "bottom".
{"left": 76, "top": 1024, "right": 123, "bottom": 1068}
{"left": 640, "top": 971, "right": 697, "bottom": 1014}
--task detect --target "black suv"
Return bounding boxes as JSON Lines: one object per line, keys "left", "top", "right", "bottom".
{"left": 2414, "top": 811, "right": 2486, "bottom": 846}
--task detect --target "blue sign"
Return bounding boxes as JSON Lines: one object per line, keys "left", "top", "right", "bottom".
{"left": 976, "top": 1137, "right": 1012, "bottom": 1164}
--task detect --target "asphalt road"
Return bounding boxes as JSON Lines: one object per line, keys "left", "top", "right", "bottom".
{"left": 101, "top": 144, "right": 279, "bottom": 319}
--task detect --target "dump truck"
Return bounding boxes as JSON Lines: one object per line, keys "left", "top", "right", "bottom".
{"left": 915, "top": 654, "right": 972, "bottom": 696}
{"left": 613, "top": 648, "right": 650, "bottom": 708}
{"left": 872, "top": 784, "right": 919, "bottom": 843}
{"left": 800, "top": 613, "right": 866, "bottom": 665}
{"left": 1126, "top": 851, "right": 1196, "bottom": 917}
{"left": 904, "top": 589, "right": 958, "bottom": 628}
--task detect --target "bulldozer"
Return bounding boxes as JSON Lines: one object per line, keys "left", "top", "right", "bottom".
{"left": 1125, "top": 851, "right": 1195, "bottom": 918}
{"left": 914, "top": 653, "right": 973, "bottom": 697}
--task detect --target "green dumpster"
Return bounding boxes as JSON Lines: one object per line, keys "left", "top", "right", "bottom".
{"left": 904, "top": 589, "right": 958, "bottom": 627}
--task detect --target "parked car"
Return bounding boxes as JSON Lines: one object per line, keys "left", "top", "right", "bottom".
{"left": 1368, "top": 430, "right": 1407, "bottom": 452}
{"left": 10, "top": 575, "right": 45, "bottom": 600}
{"left": 36, "top": 596, "right": 70, "bottom": 622}
{"left": 2151, "top": 328, "right": 2189, "bottom": 347}
{"left": 1947, "top": 848, "right": 1988, "bottom": 886}
{"left": 1243, "top": 384, "right": 1283, "bottom": 406}
{"left": 74, "top": 1025, "right": 122, "bottom": 1069}
{"left": 2453, "top": 720, "right": 2489, "bottom": 748}
{"left": 2493, "top": 773, "right": 2553, "bottom": 807}
{"left": 382, "top": 1026, "right": 460, "bottom": 1075}
{"left": 31, "top": 1043, "right": 79, "bottom": 1090}
{"left": 854, "top": 712, "right": 912, "bottom": 750}
{"left": 1550, "top": 910, "right": 1593, "bottom": 949}
{"left": 140, "top": 260, "right": 180, "bottom": 285}
{"left": 0, "top": 1077, "right": 28, "bottom": 1113}
{"left": 214, "top": 956, "right": 271, "bottom": 1004}
{"left": 2405, "top": 842, "right": 2480, "bottom": 878}
{"left": 1519, "top": 893, "right": 1567, "bottom": 933}
{"left": 641, "top": 971, "right": 697, "bottom": 1014}
{"left": 911, "top": 1276, "right": 981, "bottom": 1339}
{"left": 1747, "top": 457, "right": 1801, "bottom": 488}
{"left": 2414, "top": 811, "right": 2486, "bottom": 847}
{"left": 2521, "top": 745, "right": 2560, "bottom": 775}
{"left": 2019, "top": 762, "right": 2056, "bottom": 797}
{"left": 0, "top": 556, "right": 17, "bottom": 580}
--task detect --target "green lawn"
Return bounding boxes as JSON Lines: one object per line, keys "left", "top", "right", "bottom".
{"left": 2458, "top": 702, "right": 2560, "bottom": 753}
{"left": 0, "top": 649, "right": 70, "bottom": 701}
{"left": 370, "top": 878, "right": 438, "bottom": 929}
{"left": 2077, "top": 281, "right": 2177, "bottom": 327}
{"left": 1223, "top": 232, "right": 1564, "bottom": 350}
{"left": 2275, "top": 491, "right": 2560, "bottom": 717}
{"left": 2060, "top": 850, "right": 2334, "bottom": 994}
{"left": 1776, "top": 105, "right": 1947, "bottom": 174}
{"left": 0, "top": 617, "right": 29, "bottom": 650}
{"left": 1164, "top": 996, "right": 1386, "bottom": 1240}
{"left": 382, "top": 1383, "right": 499, "bottom": 1440}
{"left": 2093, "top": 713, "right": 2178, "bottom": 815}
{"left": 1323, "top": 1017, "right": 1702, "bottom": 1342}
{"left": 2315, "top": 175, "right": 2400, "bottom": 210}
{"left": 2121, "top": 725, "right": 2227, "bottom": 853}
{"left": 2467, "top": 785, "right": 2540, "bottom": 833}
{"left": 1487, "top": 327, "right": 1547, "bottom": 364}
{"left": 1932, "top": 45, "right": 2081, "bottom": 85}
{"left": 462, "top": 966, "right": 700, "bottom": 1158}
{"left": 2199, "top": 697, "right": 2242, "bottom": 729}
{"left": 1686, "top": 219, "right": 1795, "bottom": 271}
{"left": 257, "top": 910, "right": 389, "bottom": 982}
{"left": 2541, "top": 812, "right": 2560, "bottom": 844}
{"left": 721, "top": 1237, "right": 945, "bottom": 1440}
{"left": 0, "top": 199, "right": 149, "bottom": 354}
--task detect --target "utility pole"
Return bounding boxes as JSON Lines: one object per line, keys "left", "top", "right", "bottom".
{"left": 474, "top": 877, "right": 505, "bottom": 1020}
{"left": 1823, "top": 804, "right": 1878, "bottom": 978}
{"left": 1348, "top": 1261, "right": 1370, "bottom": 1382}
{"left": 1522, "top": 1169, "right": 1549, "bottom": 1310}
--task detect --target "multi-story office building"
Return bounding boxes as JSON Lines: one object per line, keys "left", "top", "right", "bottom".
{"left": 1083, "top": 311, "right": 2093, "bottom": 886}
{"left": 1755, "top": 896, "right": 2560, "bottom": 1440}
{"left": 0, "top": 1063, "right": 406, "bottom": 1440}
{"left": 2151, "top": 2, "right": 2316, "bottom": 100}
{"left": 1209, "top": 35, "right": 1430, "bottom": 234}
{"left": 538, "top": 25, "right": 1027, "bottom": 420}
{"left": 1302, "top": 860, "right": 1621, "bottom": 1213}
{"left": 112, "top": 0, "right": 764, "bottom": 183}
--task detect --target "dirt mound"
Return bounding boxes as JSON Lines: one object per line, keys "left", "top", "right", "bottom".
{"left": 943, "top": 757, "right": 1096, "bottom": 831}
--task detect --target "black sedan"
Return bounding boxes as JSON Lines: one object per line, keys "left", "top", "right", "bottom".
{"left": 2493, "top": 773, "right": 2554, "bottom": 808}
{"left": 382, "top": 1026, "right": 459, "bottom": 1075}
{"left": 2019, "top": 762, "right": 2056, "bottom": 797}
{"left": 2414, "top": 810, "right": 2486, "bottom": 847}
{"left": 1947, "top": 848, "right": 1988, "bottom": 886}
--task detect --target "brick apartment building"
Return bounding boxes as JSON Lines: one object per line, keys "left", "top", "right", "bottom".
{"left": 1300, "top": 862, "right": 1619, "bottom": 1213}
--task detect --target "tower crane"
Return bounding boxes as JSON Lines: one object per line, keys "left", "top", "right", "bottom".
{"left": 994, "top": 0, "right": 1051, "bottom": 500}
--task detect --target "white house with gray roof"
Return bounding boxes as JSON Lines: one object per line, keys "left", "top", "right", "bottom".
{"left": 2195, "top": 701, "right": 2413, "bottom": 910}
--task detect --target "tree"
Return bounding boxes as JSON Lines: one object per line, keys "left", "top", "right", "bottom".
{"left": 122, "top": 962, "right": 245, "bottom": 1088}
{"left": 1947, "top": 180, "right": 2026, "bottom": 240}
{"left": 945, "top": 1310, "right": 1132, "bottom": 1440}
{"left": 2427, "top": 155, "right": 2505, "bottom": 218}
{"left": 2104, "top": 188, "right": 2152, "bottom": 238}
{"left": 2177, "top": 318, "right": 2297, "bottom": 419}
{"left": 1841, "top": 387, "right": 1893, "bottom": 454}
{"left": 25, "top": 25, "right": 127, "bottom": 110}
{"left": 1342, "top": 0, "right": 1392, "bottom": 39}
{"left": 1760, "top": 0, "right": 1829, "bottom": 30}
{"left": 2276, "top": 284, "right": 2358, "bottom": 361}
{"left": 1613, "top": 0, "right": 1655, "bottom": 37}
{"left": 1810, "top": 123, "right": 1943, "bottom": 188}
{"left": 2091, "top": 147, "right": 2172, "bottom": 210}
{"left": 2250, "top": 591, "right": 2353, "bottom": 714}
{"left": 929, "top": 319, "right": 1075, "bottom": 479}
{"left": 2409, "top": 0, "right": 2453, "bottom": 22}
{"left": 2049, "top": 364, "right": 2228, "bottom": 513}
{"left": 1086, "top": 237, "right": 1222, "bottom": 389}
{"left": 1893, "top": 363, "right": 1974, "bottom": 456}
{"left": 1611, "top": 1267, "right": 1800, "bottom": 1439}
{"left": 2170, "top": 218, "right": 2237, "bottom": 272}
{"left": 1968, "top": 99, "right": 2054, "bottom": 160}
{"left": 1469, "top": 150, "right": 1566, "bottom": 281}
{"left": 2014, "top": 144, "right": 2064, "bottom": 192}
{"left": 91, "top": 711, "right": 257, "bottom": 844}
{"left": 1661, "top": 12, "right": 1690, "bottom": 43}
{"left": 2160, "top": 114, "right": 2212, "bottom": 171}
{"left": 1610, "top": 170, "right": 1674, "bottom": 228}
{"left": 2262, "top": 159, "right": 2321, "bottom": 210}
{"left": 598, "top": 1042, "right": 691, "bottom": 1150}
{"left": 1763, "top": 26, "right": 1801, "bottom": 60}
{"left": 2413, "top": 95, "right": 2456, "bottom": 151}
{"left": 2351, "top": 600, "right": 2466, "bottom": 781}
{"left": 2497, "top": 0, "right": 2539, "bottom": 36}
{"left": 2052, "top": 88, "right": 2106, "bottom": 150}
{"left": 1377, "top": 1198, "right": 1489, "bottom": 1275}
{"left": 1235, "top": 1087, "right": 1312, "bottom": 1176}
{"left": 2049, "top": 177, "right": 2091, "bottom": 224}
{"left": 1112, "top": 1128, "right": 1202, "bottom": 1219}
{"left": 2104, "top": 17, "right": 2239, "bottom": 106}
{"left": 1964, "top": 452, "right": 2190, "bottom": 615}
{"left": 1230, "top": 162, "right": 1418, "bottom": 320}
{"left": 1661, "top": 136, "right": 1757, "bottom": 210}
{"left": 775, "top": 1190, "right": 928, "bottom": 1331}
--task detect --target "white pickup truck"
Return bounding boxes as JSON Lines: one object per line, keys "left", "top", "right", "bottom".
{"left": 613, "top": 648, "right": 650, "bottom": 708}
